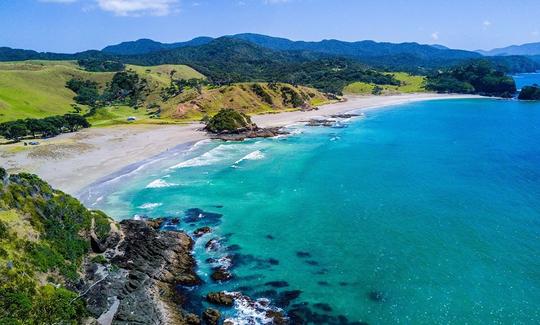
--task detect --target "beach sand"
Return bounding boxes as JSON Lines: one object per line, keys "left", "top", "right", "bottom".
{"left": 0, "top": 94, "right": 482, "bottom": 195}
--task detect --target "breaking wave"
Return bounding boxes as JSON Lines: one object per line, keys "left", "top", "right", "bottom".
{"left": 138, "top": 203, "right": 162, "bottom": 209}
{"left": 146, "top": 179, "right": 177, "bottom": 188}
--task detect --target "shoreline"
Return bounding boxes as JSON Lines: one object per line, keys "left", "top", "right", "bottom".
{"left": 0, "top": 93, "right": 486, "bottom": 196}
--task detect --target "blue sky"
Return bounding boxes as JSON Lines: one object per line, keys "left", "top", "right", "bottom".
{"left": 1, "top": 0, "right": 539, "bottom": 53}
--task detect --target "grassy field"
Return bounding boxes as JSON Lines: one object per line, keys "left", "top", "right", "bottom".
{"left": 343, "top": 72, "right": 426, "bottom": 95}
{"left": 0, "top": 60, "right": 334, "bottom": 127}
{"left": 0, "top": 60, "right": 204, "bottom": 124}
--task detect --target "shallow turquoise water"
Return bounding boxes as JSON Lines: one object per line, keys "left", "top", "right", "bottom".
{"left": 86, "top": 98, "right": 540, "bottom": 324}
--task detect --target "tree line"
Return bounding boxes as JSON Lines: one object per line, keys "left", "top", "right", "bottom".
{"left": 66, "top": 70, "right": 149, "bottom": 110}
{"left": 425, "top": 60, "right": 517, "bottom": 97}
{"left": 0, "top": 114, "right": 90, "bottom": 142}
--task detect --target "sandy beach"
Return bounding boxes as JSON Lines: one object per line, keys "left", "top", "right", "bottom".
{"left": 0, "top": 93, "right": 483, "bottom": 195}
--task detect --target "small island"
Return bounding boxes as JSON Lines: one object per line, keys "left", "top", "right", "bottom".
{"left": 203, "top": 108, "right": 286, "bottom": 141}
{"left": 518, "top": 85, "right": 540, "bottom": 100}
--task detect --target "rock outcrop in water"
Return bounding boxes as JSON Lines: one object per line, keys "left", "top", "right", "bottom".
{"left": 203, "top": 108, "right": 288, "bottom": 141}
{"left": 81, "top": 219, "right": 202, "bottom": 324}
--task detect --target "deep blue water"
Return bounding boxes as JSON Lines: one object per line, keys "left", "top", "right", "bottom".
{"left": 85, "top": 97, "right": 540, "bottom": 324}
{"left": 513, "top": 72, "right": 540, "bottom": 90}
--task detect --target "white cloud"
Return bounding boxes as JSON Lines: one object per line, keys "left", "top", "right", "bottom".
{"left": 96, "top": 0, "right": 179, "bottom": 16}
{"left": 482, "top": 20, "right": 492, "bottom": 30}
{"left": 431, "top": 32, "right": 439, "bottom": 41}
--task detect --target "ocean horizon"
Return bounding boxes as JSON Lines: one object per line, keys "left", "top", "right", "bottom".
{"left": 81, "top": 95, "right": 540, "bottom": 324}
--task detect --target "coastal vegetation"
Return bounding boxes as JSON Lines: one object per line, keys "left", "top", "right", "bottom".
{"left": 0, "top": 60, "right": 333, "bottom": 127}
{"left": 0, "top": 61, "right": 202, "bottom": 123}
{"left": 0, "top": 169, "right": 108, "bottom": 323}
{"left": 425, "top": 60, "right": 517, "bottom": 97}
{"left": 0, "top": 40, "right": 523, "bottom": 130}
{"left": 77, "top": 58, "right": 125, "bottom": 72}
{"left": 204, "top": 108, "right": 255, "bottom": 133}
{"left": 0, "top": 114, "right": 90, "bottom": 141}
{"left": 518, "top": 85, "right": 540, "bottom": 100}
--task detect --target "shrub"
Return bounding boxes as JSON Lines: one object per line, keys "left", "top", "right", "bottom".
{"left": 518, "top": 85, "right": 540, "bottom": 100}
{"left": 205, "top": 108, "right": 254, "bottom": 133}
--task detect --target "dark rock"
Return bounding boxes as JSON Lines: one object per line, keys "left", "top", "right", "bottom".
{"left": 367, "top": 290, "right": 386, "bottom": 302}
{"left": 275, "top": 290, "right": 302, "bottom": 307}
{"left": 305, "top": 119, "right": 335, "bottom": 127}
{"left": 296, "top": 251, "right": 311, "bottom": 258}
{"left": 193, "top": 226, "right": 212, "bottom": 238}
{"left": 313, "top": 303, "right": 333, "bottom": 312}
{"left": 205, "top": 238, "right": 221, "bottom": 252}
{"left": 268, "top": 258, "right": 279, "bottom": 265}
{"left": 265, "top": 234, "right": 275, "bottom": 240}
{"left": 146, "top": 218, "right": 165, "bottom": 229}
{"left": 211, "top": 268, "right": 232, "bottom": 282}
{"left": 265, "top": 281, "right": 289, "bottom": 288}
{"left": 210, "top": 127, "right": 288, "bottom": 141}
{"left": 330, "top": 113, "right": 360, "bottom": 118}
{"left": 265, "top": 310, "right": 288, "bottom": 324}
{"left": 206, "top": 292, "right": 234, "bottom": 307}
{"left": 184, "top": 208, "right": 222, "bottom": 225}
{"left": 226, "top": 244, "right": 242, "bottom": 252}
{"left": 185, "top": 313, "right": 201, "bottom": 324}
{"left": 202, "top": 308, "right": 221, "bottom": 325}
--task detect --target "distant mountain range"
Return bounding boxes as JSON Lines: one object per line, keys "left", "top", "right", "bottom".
{"left": 103, "top": 33, "right": 480, "bottom": 63}
{"left": 478, "top": 42, "right": 540, "bottom": 56}
{"left": 1, "top": 34, "right": 539, "bottom": 74}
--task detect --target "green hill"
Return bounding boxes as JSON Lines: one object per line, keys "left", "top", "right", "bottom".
{"left": 0, "top": 60, "right": 204, "bottom": 124}
{"left": 344, "top": 72, "right": 426, "bottom": 95}
{"left": 0, "top": 60, "right": 333, "bottom": 127}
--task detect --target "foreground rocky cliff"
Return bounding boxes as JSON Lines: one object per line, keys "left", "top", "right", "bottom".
{"left": 82, "top": 219, "right": 203, "bottom": 324}
{"left": 0, "top": 169, "right": 205, "bottom": 324}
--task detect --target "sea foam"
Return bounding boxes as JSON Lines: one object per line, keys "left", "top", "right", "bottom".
{"left": 146, "top": 179, "right": 177, "bottom": 188}
{"left": 138, "top": 203, "right": 162, "bottom": 209}
{"left": 233, "top": 150, "right": 265, "bottom": 165}
{"left": 170, "top": 144, "right": 238, "bottom": 169}
{"left": 223, "top": 292, "right": 283, "bottom": 325}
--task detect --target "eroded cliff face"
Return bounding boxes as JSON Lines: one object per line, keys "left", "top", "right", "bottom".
{"left": 82, "top": 219, "right": 202, "bottom": 325}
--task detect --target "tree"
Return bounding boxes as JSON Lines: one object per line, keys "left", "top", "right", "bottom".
{"left": 518, "top": 84, "right": 540, "bottom": 100}
{"left": 63, "top": 114, "right": 90, "bottom": 132}
{"left": 205, "top": 108, "right": 255, "bottom": 133}
{"left": 1, "top": 121, "right": 28, "bottom": 141}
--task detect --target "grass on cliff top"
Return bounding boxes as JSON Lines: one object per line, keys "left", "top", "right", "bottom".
{"left": 0, "top": 60, "right": 203, "bottom": 124}
{"left": 165, "top": 82, "right": 333, "bottom": 120}
{"left": 344, "top": 72, "right": 426, "bottom": 95}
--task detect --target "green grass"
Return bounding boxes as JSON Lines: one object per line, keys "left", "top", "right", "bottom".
{"left": 0, "top": 61, "right": 204, "bottom": 124}
{"left": 127, "top": 64, "right": 205, "bottom": 84}
{"left": 343, "top": 72, "right": 426, "bottom": 95}
{"left": 0, "top": 61, "right": 333, "bottom": 126}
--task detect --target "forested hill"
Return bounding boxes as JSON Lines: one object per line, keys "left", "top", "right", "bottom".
{"left": 121, "top": 37, "right": 398, "bottom": 93}
{"left": 102, "top": 37, "right": 213, "bottom": 55}
{"left": 2, "top": 34, "right": 539, "bottom": 75}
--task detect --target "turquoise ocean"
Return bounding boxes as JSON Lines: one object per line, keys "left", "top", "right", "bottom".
{"left": 82, "top": 85, "right": 540, "bottom": 323}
